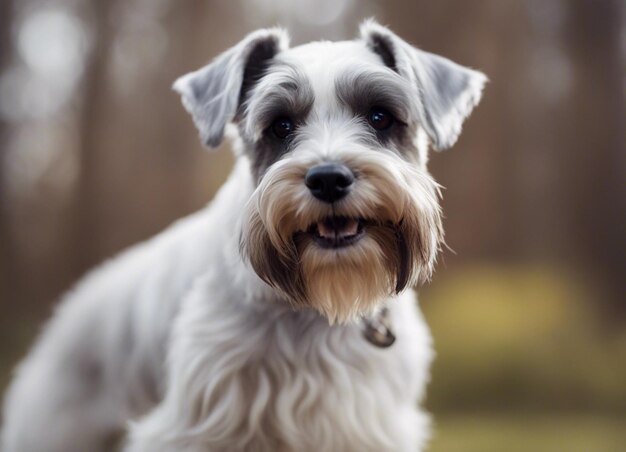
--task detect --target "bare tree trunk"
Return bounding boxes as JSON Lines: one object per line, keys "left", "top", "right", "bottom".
{"left": 562, "top": 0, "right": 626, "bottom": 321}
{"left": 0, "top": 0, "right": 17, "bottom": 306}
{"left": 70, "top": 0, "right": 118, "bottom": 276}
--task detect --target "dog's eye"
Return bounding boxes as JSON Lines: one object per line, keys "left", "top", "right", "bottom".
{"left": 271, "top": 117, "right": 295, "bottom": 139}
{"left": 367, "top": 108, "right": 394, "bottom": 131}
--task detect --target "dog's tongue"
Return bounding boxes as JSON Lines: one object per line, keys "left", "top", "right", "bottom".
{"left": 317, "top": 217, "right": 359, "bottom": 239}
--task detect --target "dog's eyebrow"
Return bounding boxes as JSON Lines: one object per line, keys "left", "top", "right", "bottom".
{"left": 243, "top": 63, "right": 315, "bottom": 139}
{"left": 335, "top": 69, "right": 417, "bottom": 123}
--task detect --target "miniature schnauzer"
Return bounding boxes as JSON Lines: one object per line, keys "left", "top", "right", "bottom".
{"left": 1, "top": 20, "right": 485, "bottom": 452}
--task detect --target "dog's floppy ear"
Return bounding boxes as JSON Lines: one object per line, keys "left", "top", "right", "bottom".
{"left": 360, "top": 20, "right": 486, "bottom": 150}
{"left": 173, "top": 28, "right": 289, "bottom": 148}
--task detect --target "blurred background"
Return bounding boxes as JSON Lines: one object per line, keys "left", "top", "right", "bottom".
{"left": 0, "top": 0, "right": 625, "bottom": 450}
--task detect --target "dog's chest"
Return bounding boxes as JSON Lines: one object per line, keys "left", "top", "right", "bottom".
{"left": 175, "top": 291, "right": 431, "bottom": 451}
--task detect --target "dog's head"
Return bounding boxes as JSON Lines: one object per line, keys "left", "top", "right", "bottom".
{"left": 174, "top": 20, "right": 486, "bottom": 323}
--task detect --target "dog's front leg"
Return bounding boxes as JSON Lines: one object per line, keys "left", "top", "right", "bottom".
{"left": 124, "top": 273, "right": 269, "bottom": 452}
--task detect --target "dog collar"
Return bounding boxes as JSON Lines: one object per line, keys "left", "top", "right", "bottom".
{"left": 362, "top": 307, "right": 396, "bottom": 348}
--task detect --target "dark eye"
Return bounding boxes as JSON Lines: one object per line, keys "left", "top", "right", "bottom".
{"left": 271, "top": 117, "right": 295, "bottom": 139}
{"left": 367, "top": 107, "right": 394, "bottom": 131}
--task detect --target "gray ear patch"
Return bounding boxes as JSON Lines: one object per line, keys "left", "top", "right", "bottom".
{"left": 360, "top": 19, "right": 487, "bottom": 150}
{"left": 173, "top": 28, "right": 289, "bottom": 148}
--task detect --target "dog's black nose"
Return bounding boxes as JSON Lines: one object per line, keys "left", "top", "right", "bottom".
{"left": 305, "top": 164, "right": 354, "bottom": 203}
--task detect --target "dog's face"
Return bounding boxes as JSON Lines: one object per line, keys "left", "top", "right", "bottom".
{"left": 174, "top": 20, "right": 486, "bottom": 323}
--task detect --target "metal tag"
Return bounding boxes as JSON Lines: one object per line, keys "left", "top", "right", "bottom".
{"left": 362, "top": 307, "right": 396, "bottom": 348}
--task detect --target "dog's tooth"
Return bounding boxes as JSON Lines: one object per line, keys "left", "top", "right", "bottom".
{"left": 317, "top": 221, "right": 335, "bottom": 239}
{"left": 337, "top": 218, "right": 358, "bottom": 238}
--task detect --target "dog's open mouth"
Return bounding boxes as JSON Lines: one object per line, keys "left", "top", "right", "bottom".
{"left": 307, "top": 216, "right": 365, "bottom": 248}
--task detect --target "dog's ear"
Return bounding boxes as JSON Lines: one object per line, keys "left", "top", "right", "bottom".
{"left": 360, "top": 19, "right": 486, "bottom": 150}
{"left": 173, "top": 28, "right": 289, "bottom": 148}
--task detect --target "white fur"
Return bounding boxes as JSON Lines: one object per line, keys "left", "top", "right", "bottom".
{"left": 125, "top": 267, "right": 433, "bottom": 452}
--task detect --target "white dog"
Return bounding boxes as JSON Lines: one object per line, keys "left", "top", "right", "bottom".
{"left": 1, "top": 20, "right": 485, "bottom": 452}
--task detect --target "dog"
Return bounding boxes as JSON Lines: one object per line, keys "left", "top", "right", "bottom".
{"left": 1, "top": 20, "right": 485, "bottom": 452}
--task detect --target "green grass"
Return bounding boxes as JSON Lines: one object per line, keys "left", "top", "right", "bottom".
{"left": 429, "top": 413, "right": 626, "bottom": 452}
{"left": 421, "top": 265, "right": 626, "bottom": 413}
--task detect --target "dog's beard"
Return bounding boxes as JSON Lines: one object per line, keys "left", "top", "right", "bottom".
{"left": 241, "top": 149, "right": 443, "bottom": 324}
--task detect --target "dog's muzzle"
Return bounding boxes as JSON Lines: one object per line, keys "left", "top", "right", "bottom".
{"left": 241, "top": 148, "right": 444, "bottom": 324}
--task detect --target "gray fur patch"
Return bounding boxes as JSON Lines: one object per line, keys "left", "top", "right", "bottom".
{"left": 335, "top": 68, "right": 417, "bottom": 125}
{"left": 243, "top": 62, "right": 315, "bottom": 136}
{"left": 240, "top": 63, "right": 315, "bottom": 181}
{"left": 335, "top": 68, "right": 419, "bottom": 161}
